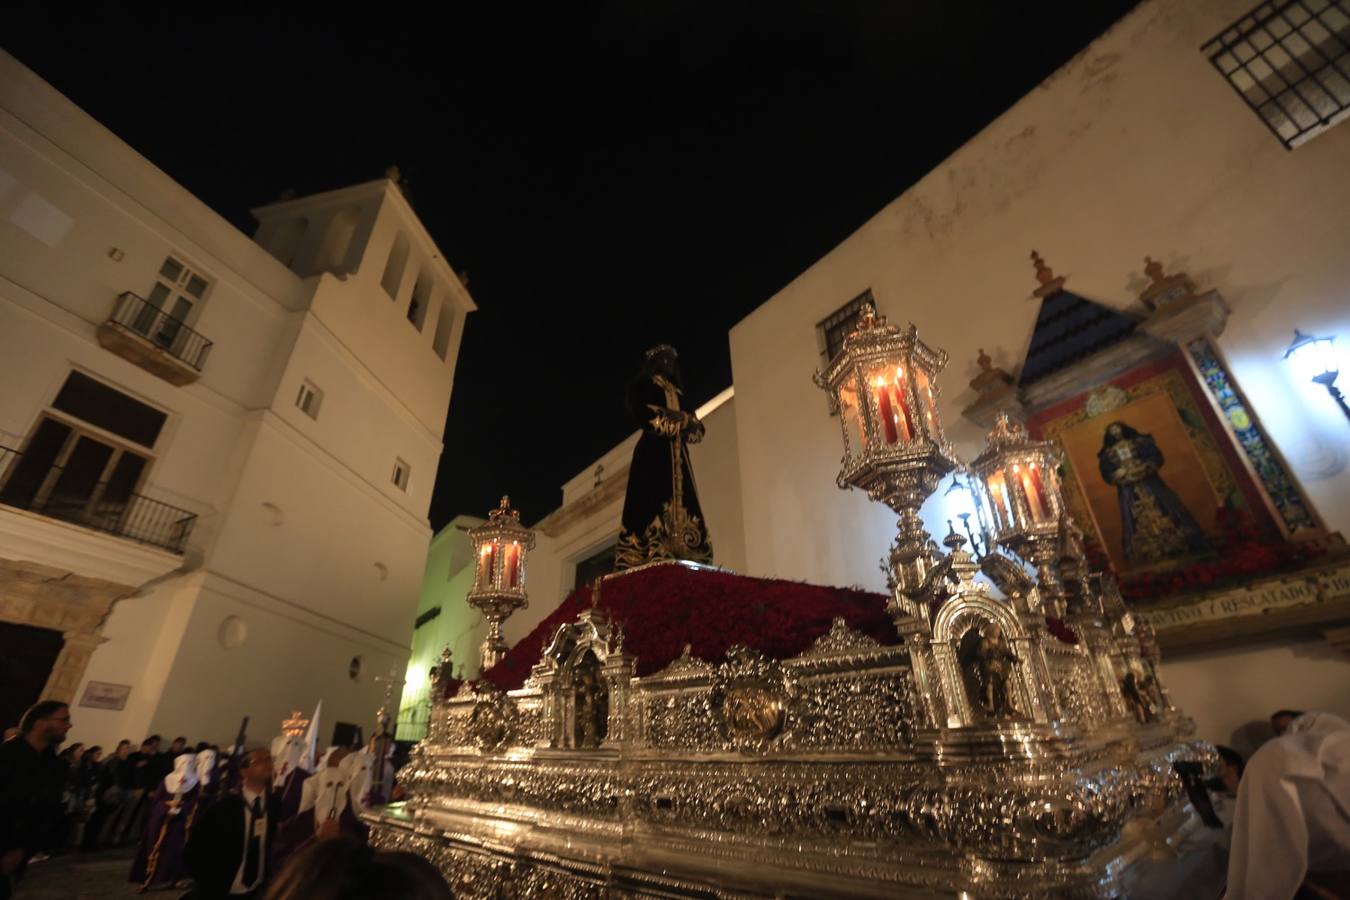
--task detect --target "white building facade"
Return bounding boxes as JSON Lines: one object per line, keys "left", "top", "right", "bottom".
{"left": 411, "top": 0, "right": 1350, "bottom": 756}
{"left": 0, "top": 51, "right": 474, "bottom": 750}
{"left": 726, "top": 0, "right": 1350, "bottom": 751}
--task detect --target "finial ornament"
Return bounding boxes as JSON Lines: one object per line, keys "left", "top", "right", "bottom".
{"left": 1144, "top": 255, "right": 1165, "bottom": 284}
{"left": 1138, "top": 254, "right": 1197, "bottom": 311}
{"left": 970, "top": 348, "right": 1014, "bottom": 396}
{"left": 1030, "top": 250, "right": 1066, "bottom": 298}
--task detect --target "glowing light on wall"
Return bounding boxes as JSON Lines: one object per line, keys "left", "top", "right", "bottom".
{"left": 404, "top": 663, "right": 428, "bottom": 692}
{"left": 1284, "top": 329, "right": 1349, "bottom": 423}
{"left": 923, "top": 470, "right": 989, "bottom": 558}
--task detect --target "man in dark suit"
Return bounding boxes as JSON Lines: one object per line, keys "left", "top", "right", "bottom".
{"left": 184, "top": 748, "right": 277, "bottom": 899}
{"left": 0, "top": 701, "right": 71, "bottom": 900}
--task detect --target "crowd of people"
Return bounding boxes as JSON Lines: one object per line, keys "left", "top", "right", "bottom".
{"left": 1, "top": 700, "right": 452, "bottom": 899}
{"left": 7, "top": 697, "right": 1348, "bottom": 898}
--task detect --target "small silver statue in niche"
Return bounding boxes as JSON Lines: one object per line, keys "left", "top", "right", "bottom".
{"left": 573, "top": 652, "right": 609, "bottom": 748}
{"left": 1121, "top": 670, "right": 1158, "bottom": 724}
{"left": 961, "top": 623, "right": 1020, "bottom": 718}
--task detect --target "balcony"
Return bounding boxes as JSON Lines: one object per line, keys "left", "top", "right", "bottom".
{"left": 97, "top": 292, "right": 213, "bottom": 386}
{"left": 0, "top": 445, "right": 196, "bottom": 554}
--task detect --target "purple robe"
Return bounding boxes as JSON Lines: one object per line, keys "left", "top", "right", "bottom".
{"left": 274, "top": 802, "right": 367, "bottom": 874}
{"left": 128, "top": 783, "right": 201, "bottom": 888}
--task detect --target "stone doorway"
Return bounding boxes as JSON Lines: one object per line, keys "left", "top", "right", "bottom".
{"left": 0, "top": 619, "right": 65, "bottom": 730}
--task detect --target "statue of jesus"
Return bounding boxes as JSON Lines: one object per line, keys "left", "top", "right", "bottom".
{"left": 615, "top": 345, "right": 714, "bottom": 569}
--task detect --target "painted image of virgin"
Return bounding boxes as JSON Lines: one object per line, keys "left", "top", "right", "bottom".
{"left": 1098, "top": 422, "right": 1207, "bottom": 566}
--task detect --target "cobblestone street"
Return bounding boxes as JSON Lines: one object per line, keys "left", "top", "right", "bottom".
{"left": 14, "top": 849, "right": 148, "bottom": 900}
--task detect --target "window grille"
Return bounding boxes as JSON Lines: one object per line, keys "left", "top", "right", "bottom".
{"left": 1202, "top": 0, "right": 1350, "bottom": 148}
{"left": 817, "top": 290, "right": 875, "bottom": 415}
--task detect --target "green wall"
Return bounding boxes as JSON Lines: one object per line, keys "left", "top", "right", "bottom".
{"left": 396, "top": 515, "right": 485, "bottom": 740}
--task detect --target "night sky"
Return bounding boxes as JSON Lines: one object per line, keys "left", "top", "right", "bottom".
{"left": 5, "top": 2, "right": 1138, "bottom": 529}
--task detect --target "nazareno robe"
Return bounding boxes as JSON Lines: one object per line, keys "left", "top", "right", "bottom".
{"left": 616, "top": 372, "right": 713, "bottom": 569}
{"left": 274, "top": 767, "right": 368, "bottom": 874}
{"left": 128, "top": 782, "right": 201, "bottom": 888}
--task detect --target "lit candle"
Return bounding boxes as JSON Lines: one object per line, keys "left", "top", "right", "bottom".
{"left": 989, "top": 473, "right": 1009, "bottom": 530}
{"left": 885, "top": 367, "right": 914, "bottom": 441}
{"left": 478, "top": 542, "right": 495, "bottom": 588}
{"left": 1026, "top": 463, "right": 1048, "bottom": 522}
{"left": 875, "top": 377, "right": 899, "bottom": 444}
{"left": 506, "top": 542, "right": 520, "bottom": 588}
{"left": 1019, "top": 468, "right": 1044, "bottom": 523}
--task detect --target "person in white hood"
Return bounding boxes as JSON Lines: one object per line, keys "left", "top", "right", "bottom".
{"left": 1225, "top": 711, "right": 1350, "bottom": 899}
{"left": 275, "top": 745, "right": 368, "bottom": 870}
{"left": 128, "top": 752, "right": 202, "bottom": 889}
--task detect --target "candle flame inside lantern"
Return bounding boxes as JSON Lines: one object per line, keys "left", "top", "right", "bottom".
{"left": 506, "top": 541, "right": 521, "bottom": 588}
{"left": 478, "top": 542, "right": 496, "bottom": 587}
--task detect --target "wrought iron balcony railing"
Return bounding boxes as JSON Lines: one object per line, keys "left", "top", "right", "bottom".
{"left": 105, "top": 291, "right": 213, "bottom": 372}
{"left": 0, "top": 445, "right": 197, "bottom": 554}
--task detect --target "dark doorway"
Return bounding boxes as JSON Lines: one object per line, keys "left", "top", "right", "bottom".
{"left": 0, "top": 621, "right": 65, "bottom": 731}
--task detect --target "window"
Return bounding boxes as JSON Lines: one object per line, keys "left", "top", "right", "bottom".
{"left": 296, "top": 380, "right": 323, "bottom": 419}
{"left": 380, "top": 232, "right": 410, "bottom": 299}
{"left": 818, "top": 289, "right": 874, "bottom": 365}
{"left": 0, "top": 372, "right": 162, "bottom": 524}
{"left": 817, "top": 290, "right": 874, "bottom": 414}
{"left": 414, "top": 606, "right": 441, "bottom": 629}
{"left": 392, "top": 458, "right": 411, "bottom": 491}
{"left": 134, "top": 255, "right": 209, "bottom": 348}
{"left": 318, "top": 207, "right": 360, "bottom": 274}
{"left": 53, "top": 372, "right": 167, "bottom": 446}
{"left": 1202, "top": 0, "right": 1350, "bottom": 149}
{"left": 431, "top": 303, "right": 455, "bottom": 361}
{"left": 407, "top": 272, "right": 432, "bottom": 331}
{"left": 572, "top": 541, "right": 617, "bottom": 590}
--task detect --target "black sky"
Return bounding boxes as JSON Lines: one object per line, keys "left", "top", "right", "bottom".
{"left": 5, "top": 2, "right": 1138, "bottom": 528}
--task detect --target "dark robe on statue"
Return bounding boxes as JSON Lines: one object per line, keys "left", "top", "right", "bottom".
{"left": 616, "top": 347, "right": 714, "bottom": 569}
{"left": 128, "top": 755, "right": 201, "bottom": 889}
{"left": 1097, "top": 422, "right": 1207, "bottom": 567}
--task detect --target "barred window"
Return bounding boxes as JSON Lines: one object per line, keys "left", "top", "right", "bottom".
{"left": 816, "top": 289, "right": 874, "bottom": 416}
{"left": 1202, "top": 0, "right": 1350, "bottom": 149}
{"left": 818, "top": 289, "right": 874, "bottom": 366}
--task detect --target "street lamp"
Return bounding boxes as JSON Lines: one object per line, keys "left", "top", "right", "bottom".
{"left": 943, "top": 471, "right": 990, "bottom": 558}
{"left": 1284, "top": 330, "right": 1349, "bottom": 422}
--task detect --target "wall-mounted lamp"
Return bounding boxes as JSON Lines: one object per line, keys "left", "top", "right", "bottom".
{"left": 1284, "top": 329, "right": 1349, "bottom": 422}
{"left": 943, "top": 473, "right": 989, "bottom": 558}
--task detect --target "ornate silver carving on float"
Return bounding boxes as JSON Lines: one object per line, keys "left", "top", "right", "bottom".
{"left": 707, "top": 645, "right": 796, "bottom": 750}
{"left": 367, "top": 307, "right": 1217, "bottom": 899}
